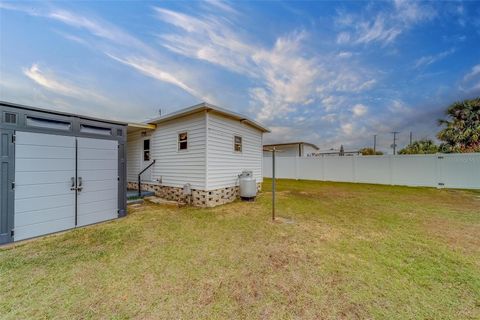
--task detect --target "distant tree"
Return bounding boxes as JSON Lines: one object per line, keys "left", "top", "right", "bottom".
{"left": 437, "top": 98, "right": 480, "bottom": 153}
{"left": 398, "top": 139, "right": 439, "bottom": 154}
{"left": 359, "top": 147, "right": 383, "bottom": 155}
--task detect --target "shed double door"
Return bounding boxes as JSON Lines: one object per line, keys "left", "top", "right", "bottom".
{"left": 14, "top": 131, "right": 118, "bottom": 241}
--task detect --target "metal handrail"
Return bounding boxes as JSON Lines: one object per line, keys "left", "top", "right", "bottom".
{"left": 138, "top": 160, "right": 156, "bottom": 197}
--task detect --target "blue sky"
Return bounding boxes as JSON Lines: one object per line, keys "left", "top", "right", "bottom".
{"left": 1, "top": 1, "right": 479, "bottom": 152}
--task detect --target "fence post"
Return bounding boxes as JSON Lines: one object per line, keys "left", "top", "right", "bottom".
{"left": 352, "top": 156, "right": 357, "bottom": 182}
{"left": 436, "top": 154, "right": 443, "bottom": 189}
{"left": 389, "top": 155, "right": 393, "bottom": 185}
{"left": 321, "top": 156, "right": 325, "bottom": 180}
{"left": 295, "top": 155, "right": 299, "bottom": 180}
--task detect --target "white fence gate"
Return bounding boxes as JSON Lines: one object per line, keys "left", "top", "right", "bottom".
{"left": 263, "top": 153, "right": 480, "bottom": 189}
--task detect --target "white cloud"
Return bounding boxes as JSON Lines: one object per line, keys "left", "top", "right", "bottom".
{"left": 356, "top": 16, "right": 402, "bottom": 45}
{"left": 341, "top": 123, "right": 354, "bottom": 135}
{"left": 463, "top": 64, "right": 480, "bottom": 81}
{"left": 47, "top": 9, "right": 150, "bottom": 53}
{"left": 337, "top": 1, "right": 436, "bottom": 46}
{"left": 460, "top": 64, "right": 480, "bottom": 93}
{"left": 106, "top": 53, "right": 211, "bottom": 101}
{"left": 202, "top": 0, "right": 238, "bottom": 15}
{"left": 352, "top": 104, "right": 368, "bottom": 117}
{"left": 154, "top": 7, "right": 326, "bottom": 121}
{"left": 21, "top": 63, "right": 142, "bottom": 120}
{"left": 316, "top": 72, "right": 376, "bottom": 95}
{"left": 321, "top": 113, "right": 337, "bottom": 123}
{"left": 414, "top": 48, "right": 455, "bottom": 68}
{"left": 23, "top": 64, "right": 106, "bottom": 102}
{"left": 1, "top": 4, "right": 209, "bottom": 105}
{"left": 336, "top": 32, "right": 351, "bottom": 44}
{"left": 0, "top": 4, "right": 147, "bottom": 51}
{"left": 337, "top": 51, "right": 353, "bottom": 58}
{"left": 388, "top": 99, "right": 411, "bottom": 114}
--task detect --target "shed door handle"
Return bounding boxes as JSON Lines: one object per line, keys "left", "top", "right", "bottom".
{"left": 77, "top": 177, "right": 83, "bottom": 192}
{"left": 70, "top": 177, "right": 76, "bottom": 191}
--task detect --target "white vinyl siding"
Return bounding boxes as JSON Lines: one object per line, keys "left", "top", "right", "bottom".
{"left": 127, "top": 113, "right": 207, "bottom": 189}
{"left": 151, "top": 113, "right": 206, "bottom": 189}
{"left": 206, "top": 113, "right": 263, "bottom": 190}
{"left": 127, "top": 111, "right": 264, "bottom": 191}
{"left": 303, "top": 145, "right": 318, "bottom": 157}
{"left": 126, "top": 131, "right": 142, "bottom": 182}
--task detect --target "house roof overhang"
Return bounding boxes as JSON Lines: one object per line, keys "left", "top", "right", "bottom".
{"left": 263, "top": 142, "right": 320, "bottom": 150}
{"left": 145, "top": 102, "right": 270, "bottom": 133}
{"left": 127, "top": 122, "right": 156, "bottom": 133}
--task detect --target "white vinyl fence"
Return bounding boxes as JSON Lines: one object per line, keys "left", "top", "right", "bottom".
{"left": 263, "top": 153, "right": 480, "bottom": 189}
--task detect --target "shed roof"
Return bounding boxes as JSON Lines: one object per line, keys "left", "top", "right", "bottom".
{"left": 263, "top": 142, "right": 319, "bottom": 150}
{"left": 145, "top": 102, "right": 270, "bottom": 133}
{"left": 0, "top": 100, "right": 127, "bottom": 126}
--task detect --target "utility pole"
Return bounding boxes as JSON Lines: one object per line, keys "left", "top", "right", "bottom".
{"left": 409, "top": 131, "right": 413, "bottom": 145}
{"left": 373, "top": 135, "right": 377, "bottom": 153}
{"left": 391, "top": 131, "right": 399, "bottom": 155}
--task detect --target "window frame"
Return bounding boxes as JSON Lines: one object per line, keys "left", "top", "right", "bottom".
{"left": 177, "top": 131, "right": 188, "bottom": 151}
{"left": 233, "top": 135, "right": 243, "bottom": 153}
{"left": 143, "top": 138, "right": 151, "bottom": 162}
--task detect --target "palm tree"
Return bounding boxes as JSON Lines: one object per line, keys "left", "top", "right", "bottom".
{"left": 437, "top": 98, "right": 480, "bottom": 153}
{"left": 398, "top": 139, "right": 438, "bottom": 154}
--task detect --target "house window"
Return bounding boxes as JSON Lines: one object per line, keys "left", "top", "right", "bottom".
{"left": 143, "top": 139, "right": 150, "bottom": 161}
{"left": 234, "top": 135, "right": 242, "bottom": 152}
{"left": 178, "top": 132, "right": 188, "bottom": 150}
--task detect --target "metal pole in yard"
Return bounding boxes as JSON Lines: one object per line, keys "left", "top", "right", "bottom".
{"left": 272, "top": 147, "right": 276, "bottom": 221}
{"left": 409, "top": 131, "right": 413, "bottom": 145}
{"left": 373, "top": 134, "right": 377, "bottom": 153}
{"left": 138, "top": 175, "right": 141, "bottom": 197}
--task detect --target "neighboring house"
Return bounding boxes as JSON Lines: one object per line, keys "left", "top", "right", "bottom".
{"left": 308, "top": 149, "right": 361, "bottom": 157}
{"left": 263, "top": 142, "right": 319, "bottom": 157}
{"left": 127, "top": 102, "right": 270, "bottom": 207}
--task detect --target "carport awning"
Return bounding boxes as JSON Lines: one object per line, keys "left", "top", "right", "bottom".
{"left": 127, "top": 122, "right": 156, "bottom": 133}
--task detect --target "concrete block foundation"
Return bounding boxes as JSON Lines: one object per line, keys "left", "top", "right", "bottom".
{"left": 127, "top": 182, "right": 262, "bottom": 207}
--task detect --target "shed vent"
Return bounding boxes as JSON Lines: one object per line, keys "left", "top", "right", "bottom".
{"left": 80, "top": 124, "right": 111, "bottom": 136}
{"left": 3, "top": 112, "right": 17, "bottom": 124}
{"left": 26, "top": 116, "right": 71, "bottom": 131}
{"left": 116, "top": 129, "right": 123, "bottom": 136}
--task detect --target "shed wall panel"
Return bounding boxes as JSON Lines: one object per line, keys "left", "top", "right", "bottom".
{"left": 14, "top": 131, "right": 76, "bottom": 241}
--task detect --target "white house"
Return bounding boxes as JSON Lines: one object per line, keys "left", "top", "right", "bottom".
{"left": 263, "top": 142, "right": 319, "bottom": 157}
{"left": 127, "top": 102, "right": 270, "bottom": 207}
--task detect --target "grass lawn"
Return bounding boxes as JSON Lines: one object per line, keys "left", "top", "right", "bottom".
{"left": 1, "top": 179, "right": 479, "bottom": 319}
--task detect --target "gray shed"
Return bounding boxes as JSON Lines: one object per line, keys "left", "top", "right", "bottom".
{"left": 0, "top": 101, "right": 127, "bottom": 244}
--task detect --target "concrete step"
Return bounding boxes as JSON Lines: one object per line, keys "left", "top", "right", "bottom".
{"left": 126, "top": 189, "right": 155, "bottom": 200}
{"left": 144, "top": 196, "right": 186, "bottom": 206}
{"left": 127, "top": 198, "right": 144, "bottom": 205}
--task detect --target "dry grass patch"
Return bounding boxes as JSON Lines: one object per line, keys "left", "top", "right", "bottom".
{"left": 1, "top": 179, "right": 479, "bottom": 319}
